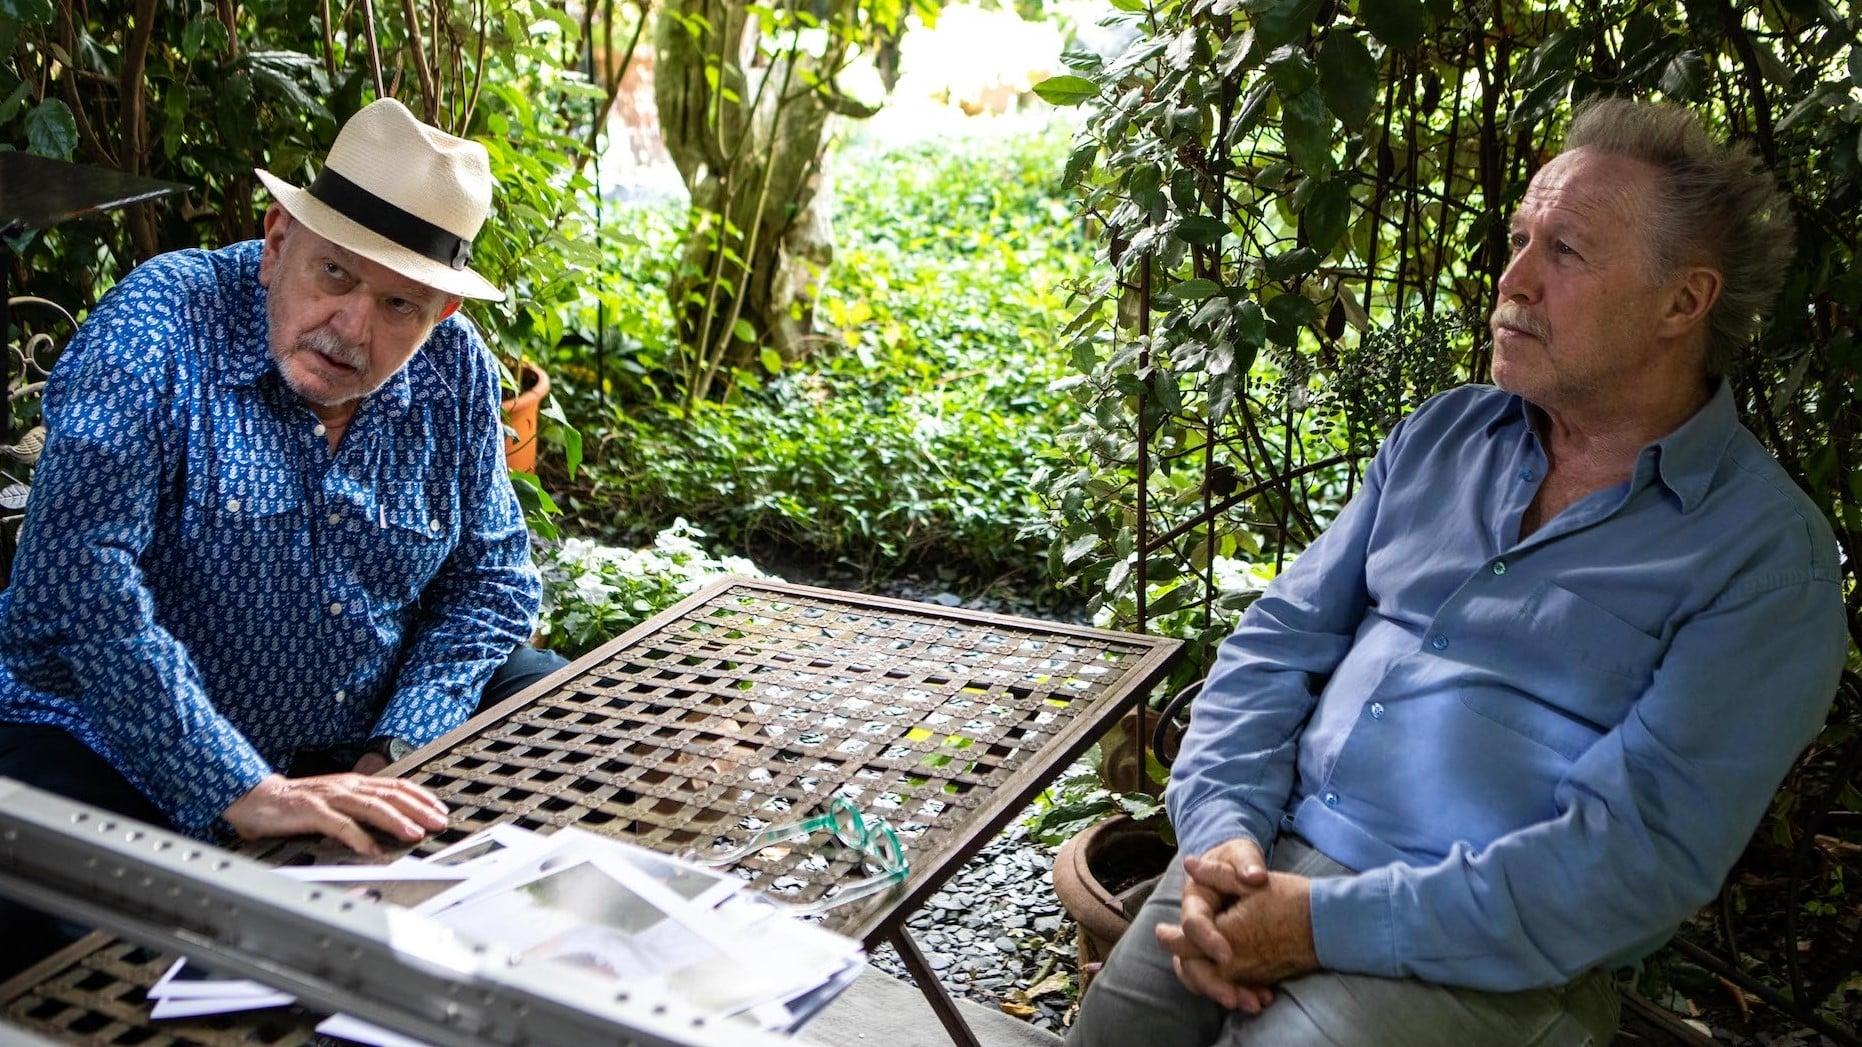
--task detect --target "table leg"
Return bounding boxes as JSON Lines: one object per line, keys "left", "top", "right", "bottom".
{"left": 887, "top": 926, "right": 986, "bottom": 1047}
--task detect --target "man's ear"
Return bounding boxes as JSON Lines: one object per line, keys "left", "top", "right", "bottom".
{"left": 1658, "top": 265, "right": 1722, "bottom": 341}
{"left": 258, "top": 204, "right": 294, "bottom": 288}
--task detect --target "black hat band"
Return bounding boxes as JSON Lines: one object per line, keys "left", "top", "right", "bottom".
{"left": 305, "top": 168, "right": 473, "bottom": 271}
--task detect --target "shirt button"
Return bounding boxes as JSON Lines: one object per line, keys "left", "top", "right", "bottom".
{"left": 328, "top": 511, "right": 342, "bottom": 526}
{"left": 313, "top": 423, "right": 328, "bottom": 437}
{"left": 1323, "top": 792, "right": 1340, "bottom": 807}
{"left": 1491, "top": 560, "right": 1508, "bottom": 576}
{"left": 1369, "top": 702, "right": 1385, "bottom": 719}
{"left": 1518, "top": 468, "right": 1535, "bottom": 482}
{"left": 428, "top": 519, "right": 440, "bottom": 533}
{"left": 225, "top": 497, "right": 241, "bottom": 513}
{"left": 333, "top": 689, "right": 347, "bottom": 703}
{"left": 1430, "top": 633, "right": 1449, "bottom": 650}
{"left": 328, "top": 601, "right": 344, "bottom": 616}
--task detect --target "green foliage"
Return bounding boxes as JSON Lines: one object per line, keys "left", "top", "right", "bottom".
{"left": 536, "top": 522, "right": 767, "bottom": 657}
{"left": 560, "top": 128, "right": 1091, "bottom": 578}
{"left": 1024, "top": 759, "right": 1174, "bottom": 847}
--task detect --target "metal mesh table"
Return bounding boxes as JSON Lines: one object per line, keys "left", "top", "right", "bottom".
{"left": 2, "top": 577, "right": 1182, "bottom": 1045}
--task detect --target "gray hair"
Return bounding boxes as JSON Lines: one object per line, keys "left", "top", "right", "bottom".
{"left": 1563, "top": 97, "right": 1795, "bottom": 377}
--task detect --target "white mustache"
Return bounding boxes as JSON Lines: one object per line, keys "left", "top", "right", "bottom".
{"left": 297, "top": 328, "right": 365, "bottom": 370}
{"left": 1489, "top": 307, "right": 1548, "bottom": 341}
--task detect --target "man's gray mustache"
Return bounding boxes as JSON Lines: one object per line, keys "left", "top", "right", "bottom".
{"left": 1489, "top": 308, "right": 1548, "bottom": 340}
{"left": 296, "top": 329, "right": 365, "bottom": 369}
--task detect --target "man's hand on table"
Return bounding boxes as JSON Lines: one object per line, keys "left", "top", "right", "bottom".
{"left": 222, "top": 773, "right": 448, "bottom": 855}
{"left": 1155, "top": 837, "right": 1318, "bottom": 1013}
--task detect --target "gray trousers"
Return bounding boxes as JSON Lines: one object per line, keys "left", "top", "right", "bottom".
{"left": 1068, "top": 838, "right": 1620, "bottom": 1047}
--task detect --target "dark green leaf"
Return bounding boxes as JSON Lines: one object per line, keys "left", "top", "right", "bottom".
{"left": 1266, "top": 46, "right": 1317, "bottom": 97}
{"left": 1508, "top": 74, "right": 1569, "bottom": 131}
{"left": 1279, "top": 86, "right": 1334, "bottom": 175}
{"left": 1169, "top": 278, "right": 1223, "bottom": 301}
{"left": 1265, "top": 292, "right": 1320, "bottom": 341}
{"left": 1254, "top": 0, "right": 1321, "bottom": 48}
{"left": 183, "top": 17, "right": 230, "bottom": 60}
{"left": 0, "top": 0, "right": 52, "bottom": 24}
{"left": 1316, "top": 32, "right": 1377, "bottom": 128}
{"left": 1660, "top": 50, "right": 1705, "bottom": 100}
{"left": 24, "top": 99, "right": 76, "bottom": 160}
{"left": 1034, "top": 74, "right": 1100, "bottom": 106}
{"left": 1265, "top": 246, "right": 1321, "bottom": 279}
{"left": 1233, "top": 300, "right": 1267, "bottom": 345}
{"left": 1356, "top": 0, "right": 1424, "bottom": 51}
{"left": 1851, "top": 44, "right": 1862, "bottom": 89}
{"left": 1063, "top": 142, "right": 1099, "bottom": 188}
{"left": 1174, "top": 214, "right": 1229, "bottom": 245}
{"left": 1302, "top": 178, "right": 1351, "bottom": 256}
{"left": 0, "top": 78, "right": 29, "bottom": 125}
{"left": 1062, "top": 531, "right": 1100, "bottom": 565}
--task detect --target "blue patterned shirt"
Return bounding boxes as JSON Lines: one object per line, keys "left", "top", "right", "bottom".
{"left": 1168, "top": 381, "right": 1848, "bottom": 990}
{"left": 0, "top": 240, "right": 541, "bottom": 836}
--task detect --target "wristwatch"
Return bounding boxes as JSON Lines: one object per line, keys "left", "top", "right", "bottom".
{"left": 363, "top": 735, "right": 413, "bottom": 764}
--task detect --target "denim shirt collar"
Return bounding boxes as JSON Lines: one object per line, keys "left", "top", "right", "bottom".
{"left": 1482, "top": 379, "right": 1735, "bottom": 514}
{"left": 213, "top": 243, "right": 413, "bottom": 418}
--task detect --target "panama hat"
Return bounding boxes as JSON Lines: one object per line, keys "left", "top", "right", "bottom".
{"left": 255, "top": 98, "right": 503, "bottom": 301}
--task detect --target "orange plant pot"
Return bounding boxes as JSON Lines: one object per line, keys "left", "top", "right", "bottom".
{"left": 502, "top": 361, "right": 549, "bottom": 473}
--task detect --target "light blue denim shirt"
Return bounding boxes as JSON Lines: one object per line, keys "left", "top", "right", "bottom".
{"left": 1166, "top": 381, "right": 1847, "bottom": 991}
{"left": 0, "top": 241, "right": 541, "bottom": 836}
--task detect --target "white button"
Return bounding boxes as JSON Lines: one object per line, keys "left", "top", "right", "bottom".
{"left": 328, "top": 512, "right": 342, "bottom": 526}
{"left": 328, "top": 601, "right": 344, "bottom": 616}
{"left": 225, "top": 498, "right": 241, "bottom": 513}
{"left": 428, "top": 519, "right": 440, "bottom": 532}
{"left": 313, "top": 423, "right": 327, "bottom": 437}
{"left": 333, "top": 689, "right": 347, "bottom": 703}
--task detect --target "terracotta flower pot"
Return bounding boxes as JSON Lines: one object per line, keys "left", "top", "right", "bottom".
{"left": 1052, "top": 813, "right": 1175, "bottom": 990}
{"left": 502, "top": 360, "right": 550, "bottom": 473}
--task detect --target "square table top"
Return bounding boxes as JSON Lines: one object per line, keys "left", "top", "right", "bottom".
{"left": 2, "top": 576, "right": 1182, "bottom": 1044}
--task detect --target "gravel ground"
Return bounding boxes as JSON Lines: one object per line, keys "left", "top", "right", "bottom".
{"left": 866, "top": 816, "right": 1081, "bottom": 1035}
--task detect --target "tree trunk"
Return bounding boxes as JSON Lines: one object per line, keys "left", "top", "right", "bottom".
{"left": 653, "top": 0, "right": 875, "bottom": 399}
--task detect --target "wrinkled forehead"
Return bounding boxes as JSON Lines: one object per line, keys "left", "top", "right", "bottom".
{"left": 282, "top": 216, "right": 446, "bottom": 305}
{"left": 1512, "top": 147, "right": 1658, "bottom": 236}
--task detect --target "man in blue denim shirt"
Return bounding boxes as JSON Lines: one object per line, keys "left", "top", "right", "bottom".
{"left": 1072, "top": 101, "right": 1848, "bottom": 1045}
{"left": 0, "top": 99, "right": 563, "bottom": 977}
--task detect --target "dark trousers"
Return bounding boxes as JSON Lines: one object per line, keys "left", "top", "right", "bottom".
{"left": 0, "top": 643, "right": 568, "bottom": 983}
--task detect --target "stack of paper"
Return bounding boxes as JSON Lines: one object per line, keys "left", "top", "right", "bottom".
{"left": 145, "top": 824, "right": 867, "bottom": 1044}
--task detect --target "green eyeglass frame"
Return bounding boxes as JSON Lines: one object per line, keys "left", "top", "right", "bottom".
{"left": 689, "top": 796, "right": 909, "bottom": 915}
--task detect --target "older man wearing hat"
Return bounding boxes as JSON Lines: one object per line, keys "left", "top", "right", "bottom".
{"left": 0, "top": 99, "right": 562, "bottom": 978}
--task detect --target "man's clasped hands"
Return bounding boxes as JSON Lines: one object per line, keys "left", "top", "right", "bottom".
{"left": 1154, "top": 838, "right": 1320, "bottom": 1014}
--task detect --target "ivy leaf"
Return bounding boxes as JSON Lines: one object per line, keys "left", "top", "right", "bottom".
{"left": 1174, "top": 214, "right": 1229, "bottom": 246}
{"left": 1356, "top": 0, "right": 1425, "bottom": 51}
{"left": 0, "top": 0, "right": 53, "bottom": 24}
{"left": 1035, "top": 75, "right": 1099, "bottom": 106}
{"left": 24, "top": 99, "right": 77, "bottom": 160}
{"left": 732, "top": 318, "right": 756, "bottom": 342}
{"left": 758, "top": 347, "right": 783, "bottom": 374}
{"left": 1279, "top": 86, "right": 1334, "bottom": 175}
{"left": 1302, "top": 178, "right": 1351, "bottom": 256}
{"left": 1317, "top": 32, "right": 1377, "bottom": 128}
{"left": 1169, "top": 278, "right": 1223, "bottom": 301}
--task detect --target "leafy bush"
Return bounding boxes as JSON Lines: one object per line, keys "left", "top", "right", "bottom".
{"left": 536, "top": 521, "right": 768, "bottom": 657}
{"left": 555, "top": 126, "right": 1092, "bottom": 579}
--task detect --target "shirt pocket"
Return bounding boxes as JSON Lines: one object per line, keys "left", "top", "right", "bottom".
{"left": 359, "top": 480, "right": 456, "bottom": 612}
{"left": 185, "top": 465, "right": 304, "bottom": 532}
{"left": 1488, "top": 580, "right": 1664, "bottom": 738}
